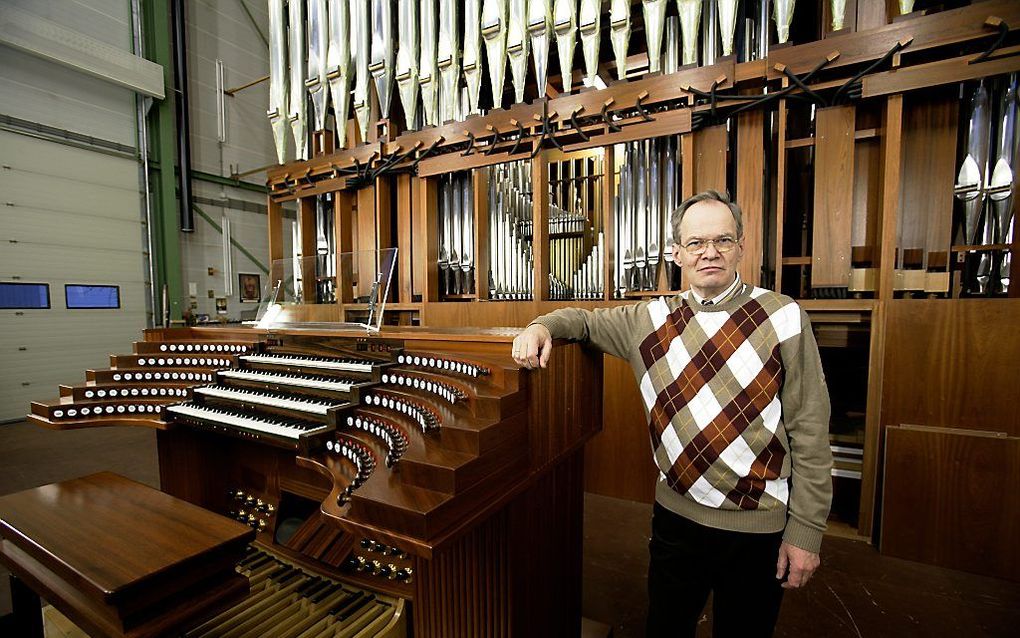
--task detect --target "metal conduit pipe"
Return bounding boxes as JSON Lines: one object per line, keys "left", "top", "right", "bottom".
{"left": 131, "top": 0, "right": 160, "bottom": 327}
{"left": 170, "top": 0, "right": 195, "bottom": 232}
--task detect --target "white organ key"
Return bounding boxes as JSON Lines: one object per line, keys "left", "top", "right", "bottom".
{"left": 240, "top": 354, "right": 374, "bottom": 373}
{"left": 167, "top": 404, "right": 327, "bottom": 439}
{"left": 220, "top": 369, "right": 355, "bottom": 393}
{"left": 194, "top": 386, "right": 339, "bottom": 415}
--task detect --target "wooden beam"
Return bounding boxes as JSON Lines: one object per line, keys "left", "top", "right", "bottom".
{"left": 736, "top": 110, "right": 765, "bottom": 287}
{"left": 767, "top": 1, "right": 1020, "bottom": 78}
{"left": 693, "top": 124, "right": 728, "bottom": 193}
{"left": 774, "top": 98, "right": 789, "bottom": 292}
{"left": 876, "top": 95, "right": 904, "bottom": 300}
{"left": 420, "top": 176, "right": 440, "bottom": 302}
{"left": 473, "top": 168, "right": 490, "bottom": 300}
{"left": 602, "top": 145, "right": 616, "bottom": 301}
{"left": 396, "top": 174, "right": 414, "bottom": 303}
{"left": 334, "top": 191, "right": 354, "bottom": 304}
{"left": 812, "top": 105, "right": 856, "bottom": 288}
{"left": 356, "top": 186, "right": 377, "bottom": 299}
{"left": 533, "top": 154, "right": 550, "bottom": 301}
{"left": 298, "top": 197, "right": 318, "bottom": 303}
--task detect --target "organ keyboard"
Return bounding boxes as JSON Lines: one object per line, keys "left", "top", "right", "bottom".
{"left": 27, "top": 326, "right": 603, "bottom": 637}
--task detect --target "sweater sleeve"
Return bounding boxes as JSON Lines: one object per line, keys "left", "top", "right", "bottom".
{"left": 778, "top": 307, "right": 833, "bottom": 553}
{"left": 529, "top": 302, "right": 647, "bottom": 361}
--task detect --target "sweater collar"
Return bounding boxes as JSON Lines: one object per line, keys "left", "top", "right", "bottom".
{"left": 690, "top": 273, "right": 743, "bottom": 306}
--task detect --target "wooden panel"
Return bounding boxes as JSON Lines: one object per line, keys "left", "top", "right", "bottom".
{"left": 877, "top": 95, "right": 904, "bottom": 299}
{"left": 693, "top": 124, "right": 727, "bottom": 194}
{"left": 396, "top": 174, "right": 414, "bottom": 302}
{"left": 412, "top": 176, "right": 426, "bottom": 299}
{"left": 267, "top": 198, "right": 284, "bottom": 266}
{"left": 899, "top": 94, "right": 958, "bottom": 271}
{"left": 736, "top": 110, "right": 764, "bottom": 286}
{"left": 856, "top": 0, "right": 888, "bottom": 31}
{"left": 298, "top": 197, "right": 319, "bottom": 302}
{"left": 881, "top": 425, "right": 1020, "bottom": 581}
{"left": 812, "top": 105, "right": 856, "bottom": 287}
{"left": 532, "top": 156, "right": 550, "bottom": 301}
{"left": 584, "top": 356, "right": 658, "bottom": 503}
{"left": 852, "top": 139, "right": 881, "bottom": 254}
{"left": 421, "top": 177, "right": 440, "bottom": 301}
{"left": 356, "top": 185, "right": 377, "bottom": 299}
{"left": 473, "top": 168, "right": 490, "bottom": 300}
{"left": 775, "top": 99, "right": 789, "bottom": 292}
{"left": 881, "top": 299, "right": 1020, "bottom": 437}
{"left": 334, "top": 191, "right": 355, "bottom": 303}
{"left": 602, "top": 145, "right": 616, "bottom": 301}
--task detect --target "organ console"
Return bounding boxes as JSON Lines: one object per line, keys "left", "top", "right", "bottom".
{"left": 27, "top": 325, "right": 603, "bottom": 637}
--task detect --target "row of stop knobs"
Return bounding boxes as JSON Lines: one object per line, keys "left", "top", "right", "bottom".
{"left": 346, "top": 555, "right": 413, "bottom": 582}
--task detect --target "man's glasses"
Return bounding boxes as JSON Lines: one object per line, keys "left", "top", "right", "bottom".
{"left": 679, "top": 237, "right": 739, "bottom": 255}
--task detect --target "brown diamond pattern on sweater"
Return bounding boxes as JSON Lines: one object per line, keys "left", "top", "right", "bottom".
{"left": 667, "top": 356, "right": 783, "bottom": 497}
{"left": 638, "top": 303, "right": 695, "bottom": 370}
{"left": 643, "top": 299, "right": 774, "bottom": 441}
{"left": 726, "top": 435, "right": 788, "bottom": 508}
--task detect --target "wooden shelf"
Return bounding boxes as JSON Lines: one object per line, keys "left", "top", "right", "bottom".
{"left": 799, "top": 299, "right": 877, "bottom": 312}
{"left": 951, "top": 243, "right": 1017, "bottom": 252}
{"left": 343, "top": 302, "right": 422, "bottom": 311}
{"left": 785, "top": 128, "right": 881, "bottom": 150}
{"left": 785, "top": 137, "right": 814, "bottom": 149}
{"left": 781, "top": 256, "right": 813, "bottom": 265}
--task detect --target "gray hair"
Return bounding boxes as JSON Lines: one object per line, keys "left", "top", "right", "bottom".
{"left": 670, "top": 190, "right": 744, "bottom": 244}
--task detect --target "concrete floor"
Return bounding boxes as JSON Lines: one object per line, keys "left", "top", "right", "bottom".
{"left": 2, "top": 420, "right": 1018, "bottom": 636}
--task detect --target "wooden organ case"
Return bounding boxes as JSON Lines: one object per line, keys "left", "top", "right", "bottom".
{"left": 28, "top": 326, "right": 602, "bottom": 637}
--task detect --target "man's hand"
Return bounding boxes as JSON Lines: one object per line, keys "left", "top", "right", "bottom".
{"left": 776, "top": 542, "right": 820, "bottom": 589}
{"left": 512, "top": 324, "right": 552, "bottom": 370}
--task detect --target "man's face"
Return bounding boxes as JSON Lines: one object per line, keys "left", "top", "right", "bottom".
{"left": 670, "top": 200, "right": 743, "bottom": 298}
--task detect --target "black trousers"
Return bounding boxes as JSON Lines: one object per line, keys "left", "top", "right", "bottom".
{"left": 646, "top": 502, "right": 785, "bottom": 638}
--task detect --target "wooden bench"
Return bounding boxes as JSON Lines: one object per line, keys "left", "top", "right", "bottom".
{"left": 0, "top": 472, "right": 255, "bottom": 637}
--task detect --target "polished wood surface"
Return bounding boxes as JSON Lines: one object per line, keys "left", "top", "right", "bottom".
{"left": 881, "top": 425, "right": 1020, "bottom": 582}
{"left": 881, "top": 299, "right": 1020, "bottom": 437}
{"left": 0, "top": 472, "right": 253, "bottom": 637}
{"left": 899, "top": 93, "right": 957, "bottom": 278}
{"left": 737, "top": 109, "right": 765, "bottom": 286}
{"left": 583, "top": 357, "right": 658, "bottom": 503}
{"left": 0, "top": 472, "right": 253, "bottom": 606}
{"left": 693, "top": 124, "right": 728, "bottom": 194}
{"left": 812, "top": 105, "right": 856, "bottom": 288}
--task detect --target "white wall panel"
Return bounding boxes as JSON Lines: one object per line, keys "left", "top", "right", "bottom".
{"left": 0, "top": 129, "right": 145, "bottom": 422}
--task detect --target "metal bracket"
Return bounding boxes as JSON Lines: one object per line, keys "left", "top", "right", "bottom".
{"left": 484, "top": 124, "right": 504, "bottom": 156}
{"left": 530, "top": 103, "right": 563, "bottom": 158}
{"left": 970, "top": 17, "right": 1009, "bottom": 65}
{"left": 568, "top": 106, "right": 590, "bottom": 142}
{"left": 601, "top": 99, "right": 622, "bottom": 132}
{"left": 461, "top": 131, "right": 477, "bottom": 156}
{"left": 634, "top": 91, "right": 654, "bottom": 122}
{"left": 508, "top": 119, "right": 527, "bottom": 156}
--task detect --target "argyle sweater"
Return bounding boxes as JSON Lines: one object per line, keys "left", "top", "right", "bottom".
{"left": 533, "top": 284, "right": 833, "bottom": 552}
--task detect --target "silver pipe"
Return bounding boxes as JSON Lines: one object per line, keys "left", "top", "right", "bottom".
{"left": 132, "top": 0, "right": 159, "bottom": 327}
{"left": 701, "top": 0, "right": 719, "bottom": 67}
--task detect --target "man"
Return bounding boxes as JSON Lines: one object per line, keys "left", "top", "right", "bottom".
{"left": 512, "top": 191, "right": 832, "bottom": 637}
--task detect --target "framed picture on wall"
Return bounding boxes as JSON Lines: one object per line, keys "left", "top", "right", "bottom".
{"left": 238, "top": 273, "right": 261, "bottom": 303}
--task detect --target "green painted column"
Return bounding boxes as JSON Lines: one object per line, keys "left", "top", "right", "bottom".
{"left": 144, "top": 0, "right": 184, "bottom": 324}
